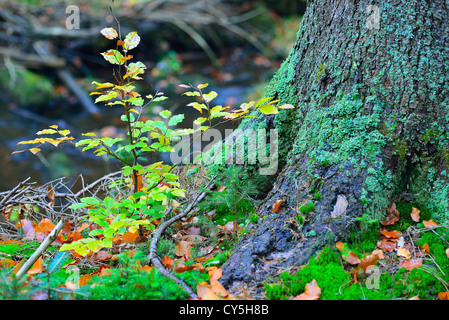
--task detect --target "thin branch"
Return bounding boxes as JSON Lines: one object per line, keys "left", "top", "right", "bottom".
{"left": 16, "top": 217, "right": 68, "bottom": 278}
{"left": 148, "top": 178, "right": 215, "bottom": 299}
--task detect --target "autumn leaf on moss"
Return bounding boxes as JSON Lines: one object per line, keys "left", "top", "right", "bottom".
{"left": 397, "top": 247, "right": 411, "bottom": 259}
{"left": 400, "top": 258, "right": 422, "bottom": 271}
{"left": 27, "top": 256, "right": 43, "bottom": 275}
{"left": 421, "top": 243, "right": 430, "bottom": 255}
{"left": 380, "top": 230, "right": 401, "bottom": 239}
{"left": 423, "top": 220, "right": 437, "bottom": 228}
{"left": 438, "top": 292, "right": 449, "bottom": 300}
{"left": 293, "top": 279, "right": 321, "bottom": 300}
{"left": 344, "top": 251, "right": 361, "bottom": 265}
{"left": 411, "top": 207, "right": 420, "bottom": 222}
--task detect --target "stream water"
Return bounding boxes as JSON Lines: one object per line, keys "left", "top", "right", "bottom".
{"left": 0, "top": 50, "right": 277, "bottom": 191}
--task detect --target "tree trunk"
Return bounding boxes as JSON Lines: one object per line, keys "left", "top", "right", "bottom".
{"left": 220, "top": 0, "right": 449, "bottom": 295}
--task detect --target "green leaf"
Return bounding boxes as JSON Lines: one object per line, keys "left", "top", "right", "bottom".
{"left": 153, "top": 96, "right": 168, "bottom": 102}
{"left": 95, "top": 91, "right": 119, "bottom": 103}
{"left": 159, "top": 110, "right": 172, "bottom": 119}
{"left": 187, "top": 102, "right": 207, "bottom": 113}
{"left": 125, "top": 97, "right": 144, "bottom": 106}
{"left": 125, "top": 61, "right": 146, "bottom": 80}
{"left": 101, "top": 49, "right": 124, "bottom": 65}
{"left": 182, "top": 91, "right": 200, "bottom": 97}
{"left": 123, "top": 31, "right": 140, "bottom": 50}
{"left": 168, "top": 114, "right": 184, "bottom": 126}
{"left": 203, "top": 91, "right": 218, "bottom": 103}
{"left": 255, "top": 96, "right": 273, "bottom": 109}
{"left": 194, "top": 117, "right": 208, "bottom": 125}
{"left": 259, "top": 104, "right": 279, "bottom": 115}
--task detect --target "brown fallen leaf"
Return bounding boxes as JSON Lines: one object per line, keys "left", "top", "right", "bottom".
{"left": 372, "top": 249, "right": 385, "bottom": 259}
{"left": 438, "top": 292, "right": 449, "bottom": 300}
{"left": 397, "top": 247, "right": 411, "bottom": 259}
{"left": 344, "top": 251, "right": 361, "bottom": 265}
{"left": 272, "top": 199, "right": 285, "bottom": 213}
{"left": 378, "top": 238, "right": 396, "bottom": 252}
{"left": 27, "top": 256, "right": 43, "bottom": 275}
{"left": 162, "top": 256, "right": 173, "bottom": 266}
{"left": 293, "top": 279, "right": 321, "bottom": 300}
{"left": 209, "top": 268, "right": 222, "bottom": 283}
{"left": 336, "top": 242, "right": 346, "bottom": 252}
{"left": 423, "top": 220, "right": 438, "bottom": 228}
{"left": 354, "top": 252, "right": 379, "bottom": 283}
{"left": 446, "top": 248, "right": 449, "bottom": 258}
{"left": 380, "top": 230, "right": 401, "bottom": 239}
{"left": 380, "top": 215, "right": 399, "bottom": 226}
{"left": 174, "top": 240, "right": 192, "bottom": 257}
{"left": 400, "top": 258, "right": 422, "bottom": 271}
{"left": 197, "top": 282, "right": 219, "bottom": 300}
{"left": 408, "top": 295, "right": 420, "bottom": 300}
{"left": 410, "top": 207, "right": 420, "bottom": 222}
{"left": 387, "top": 202, "right": 400, "bottom": 218}
{"left": 421, "top": 243, "right": 430, "bottom": 255}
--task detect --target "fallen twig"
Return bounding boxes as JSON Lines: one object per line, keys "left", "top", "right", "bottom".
{"left": 15, "top": 217, "right": 68, "bottom": 278}
{"left": 148, "top": 179, "right": 215, "bottom": 299}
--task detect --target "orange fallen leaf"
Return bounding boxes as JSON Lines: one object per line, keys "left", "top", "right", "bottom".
{"left": 210, "top": 280, "right": 235, "bottom": 300}
{"left": 344, "top": 251, "right": 361, "bottom": 265}
{"left": 408, "top": 295, "right": 419, "bottom": 300}
{"left": 372, "top": 249, "right": 385, "bottom": 259}
{"left": 423, "top": 220, "right": 438, "bottom": 228}
{"left": 380, "top": 230, "right": 401, "bottom": 239}
{"left": 379, "top": 215, "right": 399, "bottom": 226}
{"left": 400, "top": 258, "right": 422, "bottom": 271}
{"left": 93, "top": 251, "right": 113, "bottom": 262}
{"left": 174, "top": 240, "right": 192, "bottom": 257}
{"left": 411, "top": 207, "right": 420, "bottom": 222}
{"left": 197, "top": 282, "right": 219, "bottom": 300}
{"left": 378, "top": 238, "right": 396, "bottom": 252}
{"left": 272, "top": 199, "right": 284, "bottom": 213}
{"left": 27, "top": 256, "right": 43, "bottom": 275}
{"left": 209, "top": 268, "right": 222, "bottom": 283}
{"left": 217, "top": 185, "right": 227, "bottom": 192}
{"left": 34, "top": 218, "right": 56, "bottom": 242}
{"left": 121, "top": 230, "right": 140, "bottom": 243}
{"left": 446, "top": 248, "right": 449, "bottom": 258}
{"left": 336, "top": 242, "right": 346, "bottom": 252}
{"left": 354, "top": 253, "right": 379, "bottom": 283}
{"left": 79, "top": 274, "right": 92, "bottom": 287}
{"left": 162, "top": 256, "right": 174, "bottom": 266}
{"left": 387, "top": 202, "right": 400, "bottom": 218}
{"left": 293, "top": 279, "right": 321, "bottom": 300}
{"left": 421, "top": 243, "right": 430, "bottom": 255}
{"left": 46, "top": 185, "right": 55, "bottom": 208}
{"left": 438, "top": 292, "right": 449, "bottom": 300}
{"left": 0, "top": 258, "right": 17, "bottom": 268}
{"left": 397, "top": 247, "right": 411, "bottom": 259}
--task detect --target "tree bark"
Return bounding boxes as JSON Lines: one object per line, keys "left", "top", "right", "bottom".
{"left": 220, "top": 0, "right": 449, "bottom": 294}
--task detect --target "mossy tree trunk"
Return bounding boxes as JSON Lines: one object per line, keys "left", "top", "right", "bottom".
{"left": 220, "top": 0, "right": 449, "bottom": 291}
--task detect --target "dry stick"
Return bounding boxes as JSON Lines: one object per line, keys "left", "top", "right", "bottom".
{"left": 0, "top": 177, "right": 31, "bottom": 225}
{"left": 15, "top": 217, "right": 68, "bottom": 278}
{"left": 149, "top": 181, "right": 215, "bottom": 299}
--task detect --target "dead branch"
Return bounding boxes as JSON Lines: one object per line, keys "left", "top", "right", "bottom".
{"left": 15, "top": 217, "right": 68, "bottom": 278}
{"left": 148, "top": 178, "right": 215, "bottom": 299}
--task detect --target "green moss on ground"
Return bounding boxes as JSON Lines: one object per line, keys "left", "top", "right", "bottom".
{"left": 264, "top": 204, "right": 449, "bottom": 300}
